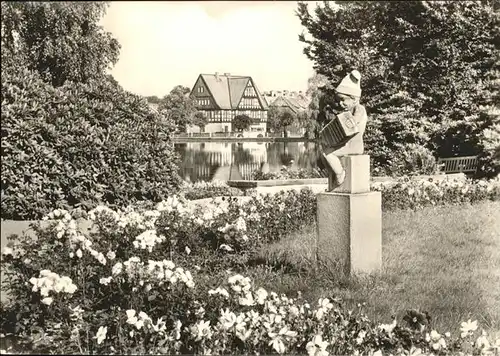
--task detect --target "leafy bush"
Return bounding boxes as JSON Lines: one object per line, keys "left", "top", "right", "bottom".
{"left": 180, "top": 181, "right": 244, "bottom": 200}
{"left": 373, "top": 176, "right": 500, "bottom": 211}
{"left": 252, "top": 166, "right": 325, "bottom": 180}
{"left": 297, "top": 1, "right": 499, "bottom": 176}
{"left": 1, "top": 204, "right": 499, "bottom": 355}
{"left": 383, "top": 144, "right": 438, "bottom": 177}
{"left": 1, "top": 66, "right": 182, "bottom": 220}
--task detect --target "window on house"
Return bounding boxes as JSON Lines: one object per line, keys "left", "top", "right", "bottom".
{"left": 197, "top": 86, "right": 204, "bottom": 93}
{"left": 244, "top": 85, "right": 256, "bottom": 97}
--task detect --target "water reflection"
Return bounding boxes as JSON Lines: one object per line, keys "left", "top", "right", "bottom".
{"left": 174, "top": 141, "right": 322, "bottom": 182}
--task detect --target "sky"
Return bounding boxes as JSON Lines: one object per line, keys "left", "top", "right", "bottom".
{"left": 100, "top": 1, "right": 318, "bottom": 97}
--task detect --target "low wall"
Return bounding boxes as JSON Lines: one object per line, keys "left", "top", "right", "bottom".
{"left": 227, "top": 178, "right": 328, "bottom": 189}
{"left": 173, "top": 137, "right": 314, "bottom": 143}
{"left": 228, "top": 173, "right": 466, "bottom": 190}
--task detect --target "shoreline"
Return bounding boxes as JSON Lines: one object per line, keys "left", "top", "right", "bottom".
{"left": 172, "top": 137, "right": 316, "bottom": 143}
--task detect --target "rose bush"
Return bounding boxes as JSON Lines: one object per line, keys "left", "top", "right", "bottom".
{"left": 1, "top": 203, "right": 499, "bottom": 355}
{"left": 249, "top": 172, "right": 499, "bottom": 211}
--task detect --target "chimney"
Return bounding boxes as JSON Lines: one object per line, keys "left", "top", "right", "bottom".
{"left": 215, "top": 72, "right": 219, "bottom": 81}
{"left": 224, "top": 72, "right": 231, "bottom": 76}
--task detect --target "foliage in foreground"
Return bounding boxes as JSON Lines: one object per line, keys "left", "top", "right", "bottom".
{"left": 1, "top": 65, "right": 182, "bottom": 221}
{"left": 1, "top": 201, "right": 499, "bottom": 355}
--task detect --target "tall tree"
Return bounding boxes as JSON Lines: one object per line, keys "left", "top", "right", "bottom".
{"left": 268, "top": 107, "right": 297, "bottom": 138}
{"left": 1, "top": 1, "right": 120, "bottom": 87}
{"left": 297, "top": 1, "right": 500, "bottom": 176}
{"left": 158, "top": 85, "right": 197, "bottom": 133}
{"left": 145, "top": 95, "right": 162, "bottom": 104}
{"left": 233, "top": 114, "right": 252, "bottom": 132}
{"left": 301, "top": 72, "right": 332, "bottom": 139}
{"left": 192, "top": 111, "right": 209, "bottom": 132}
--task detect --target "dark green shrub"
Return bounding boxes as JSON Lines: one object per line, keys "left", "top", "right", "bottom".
{"left": 1, "top": 66, "right": 182, "bottom": 220}
{"left": 383, "top": 144, "right": 438, "bottom": 177}
{"left": 251, "top": 167, "right": 325, "bottom": 180}
{"left": 180, "top": 181, "right": 244, "bottom": 200}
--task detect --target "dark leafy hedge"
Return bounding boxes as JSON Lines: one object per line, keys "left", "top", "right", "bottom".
{"left": 180, "top": 182, "right": 244, "bottom": 200}
{"left": 1, "top": 66, "right": 182, "bottom": 220}
{"left": 252, "top": 167, "right": 325, "bottom": 180}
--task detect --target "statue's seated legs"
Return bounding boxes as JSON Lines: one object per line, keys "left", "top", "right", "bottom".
{"left": 322, "top": 152, "right": 345, "bottom": 191}
{"left": 322, "top": 144, "right": 361, "bottom": 192}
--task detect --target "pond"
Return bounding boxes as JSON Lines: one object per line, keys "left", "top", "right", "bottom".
{"left": 174, "top": 141, "right": 323, "bottom": 182}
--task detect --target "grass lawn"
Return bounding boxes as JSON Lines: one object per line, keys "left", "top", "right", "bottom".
{"left": 248, "top": 200, "right": 500, "bottom": 338}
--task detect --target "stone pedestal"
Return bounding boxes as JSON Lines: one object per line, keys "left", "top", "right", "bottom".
{"left": 318, "top": 155, "right": 382, "bottom": 275}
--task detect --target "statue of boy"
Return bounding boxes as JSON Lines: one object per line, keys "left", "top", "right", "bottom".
{"left": 321, "top": 70, "right": 368, "bottom": 191}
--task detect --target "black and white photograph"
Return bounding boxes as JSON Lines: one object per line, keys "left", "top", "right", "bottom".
{"left": 1, "top": 1, "right": 499, "bottom": 354}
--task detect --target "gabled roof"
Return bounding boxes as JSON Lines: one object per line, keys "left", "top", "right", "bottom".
{"left": 228, "top": 77, "right": 249, "bottom": 108}
{"left": 251, "top": 78, "right": 269, "bottom": 110}
{"left": 267, "top": 95, "right": 309, "bottom": 114}
{"left": 195, "top": 74, "right": 268, "bottom": 110}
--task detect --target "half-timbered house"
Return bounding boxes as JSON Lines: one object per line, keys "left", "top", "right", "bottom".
{"left": 189, "top": 72, "right": 269, "bottom": 133}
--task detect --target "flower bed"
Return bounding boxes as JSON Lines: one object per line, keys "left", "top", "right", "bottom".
{"left": 1, "top": 201, "right": 499, "bottom": 355}
{"left": 373, "top": 175, "right": 500, "bottom": 210}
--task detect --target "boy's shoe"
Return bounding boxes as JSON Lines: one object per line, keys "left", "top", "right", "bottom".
{"left": 337, "top": 169, "right": 346, "bottom": 185}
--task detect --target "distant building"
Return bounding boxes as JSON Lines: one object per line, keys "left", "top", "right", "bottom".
{"left": 148, "top": 102, "right": 159, "bottom": 113}
{"left": 262, "top": 90, "right": 310, "bottom": 112}
{"left": 262, "top": 90, "right": 311, "bottom": 137}
{"left": 189, "top": 72, "right": 269, "bottom": 133}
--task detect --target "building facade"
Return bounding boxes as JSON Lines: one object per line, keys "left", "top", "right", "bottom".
{"left": 189, "top": 72, "right": 269, "bottom": 133}
{"left": 263, "top": 90, "right": 311, "bottom": 137}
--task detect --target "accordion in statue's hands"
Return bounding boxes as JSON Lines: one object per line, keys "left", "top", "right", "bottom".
{"left": 319, "top": 111, "right": 360, "bottom": 148}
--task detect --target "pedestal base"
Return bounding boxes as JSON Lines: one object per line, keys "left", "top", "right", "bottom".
{"left": 316, "top": 191, "right": 382, "bottom": 275}
{"left": 328, "top": 155, "right": 370, "bottom": 193}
